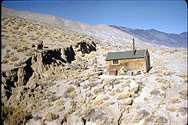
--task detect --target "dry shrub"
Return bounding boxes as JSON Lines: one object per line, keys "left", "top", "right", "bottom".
{"left": 64, "top": 86, "right": 76, "bottom": 98}
{"left": 166, "top": 105, "right": 177, "bottom": 112}
{"left": 179, "top": 89, "right": 187, "bottom": 100}
{"left": 44, "top": 112, "right": 59, "bottom": 121}
{"left": 154, "top": 116, "right": 168, "bottom": 124}
{"left": 178, "top": 107, "right": 187, "bottom": 116}
{"left": 1, "top": 104, "right": 9, "bottom": 121}
{"left": 2, "top": 44, "right": 6, "bottom": 49}
{"left": 170, "top": 96, "right": 180, "bottom": 103}
{"left": 26, "top": 52, "right": 33, "bottom": 57}
{"left": 150, "top": 89, "right": 160, "bottom": 96}
{"left": 6, "top": 49, "right": 11, "bottom": 53}
{"left": 2, "top": 59, "right": 9, "bottom": 64}
{"left": 134, "top": 110, "right": 150, "bottom": 122}
{"left": 4, "top": 53, "right": 11, "bottom": 59}
{"left": 12, "top": 45, "right": 18, "bottom": 50}
{"left": 30, "top": 37, "right": 37, "bottom": 41}
{"left": 23, "top": 46, "right": 29, "bottom": 51}
{"left": 10, "top": 56, "right": 19, "bottom": 62}
{"left": 17, "top": 48, "right": 24, "bottom": 52}
{"left": 17, "top": 46, "right": 29, "bottom": 52}
{"left": 5, "top": 105, "right": 32, "bottom": 125}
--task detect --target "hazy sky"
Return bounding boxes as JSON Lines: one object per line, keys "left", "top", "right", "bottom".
{"left": 2, "top": 0, "right": 187, "bottom": 33}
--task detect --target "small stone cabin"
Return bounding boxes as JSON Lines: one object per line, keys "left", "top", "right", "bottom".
{"left": 106, "top": 39, "right": 150, "bottom": 75}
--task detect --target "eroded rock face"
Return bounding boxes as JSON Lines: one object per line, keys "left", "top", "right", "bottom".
{"left": 64, "top": 46, "right": 76, "bottom": 63}
{"left": 17, "top": 67, "right": 25, "bottom": 86}
{"left": 76, "top": 41, "right": 96, "bottom": 54}
{"left": 1, "top": 69, "right": 17, "bottom": 99}
{"left": 1, "top": 41, "right": 97, "bottom": 101}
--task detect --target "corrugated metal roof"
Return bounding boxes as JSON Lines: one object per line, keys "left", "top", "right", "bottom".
{"left": 106, "top": 50, "right": 147, "bottom": 61}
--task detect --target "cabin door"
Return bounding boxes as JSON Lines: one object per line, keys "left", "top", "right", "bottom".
{"left": 115, "top": 70, "right": 118, "bottom": 75}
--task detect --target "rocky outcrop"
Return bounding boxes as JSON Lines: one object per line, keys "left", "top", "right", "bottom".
{"left": 64, "top": 46, "right": 76, "bottom": 63}
{"left": 76, "top": 41, "right": 96, "bottom": 54}
{"left": 1, "top": 61, "right": 33, "bottom": 100}
{"left": 1, "top": 41, "right": 97, "bottom": 101}
{"left": 2, "top": 68, "right": 17, "bottom": 99}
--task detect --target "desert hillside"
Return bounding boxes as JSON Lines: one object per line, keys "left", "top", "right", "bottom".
{"left": 1, "top": 7, "right": 187, "bottom": 125}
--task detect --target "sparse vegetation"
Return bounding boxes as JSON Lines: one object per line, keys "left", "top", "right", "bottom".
{"left": 2, "top": 44, "right": 6, "bottom": 49}
{"left": 65, "top": 86, "right": 76, "bottom": 98}
{"left": 179, "top": 89, "right": 187, "bottom": 100}
{"left": 17, "top": 48, "right": 25, "bottom": 52}
{"left": 6, "top": 49, "right": 11, "bottom": 53}
{"left": 44, "top": 112, "right": 59, "bottom": 121}
{"left": 4, "top": 53, "right": 11, "bottom": 59}
{"left": 2, "top": 59, "right": 9, "bottom": 64}
{"left": 17, "top": 46, "right": 29, "bottom": 52}
{"left": 26, "top": 52, "right": 33, "bottom": 57}
{"left": 1, "top": 103, "right": 10, "bottom": 121}
{"left": 150, "top": 89, "right": 160, "bottom": 96}
{"left": 1, "top": 7, "right": 187, "bottom": 125}
{"left": 167, "top": 105, "right": 177, "bottom": 112}
{"left": 10, "top": 56, "right": 19, "bottom": 62}
{"left": 2, "top": 104, "right": 32, "bottom": 125}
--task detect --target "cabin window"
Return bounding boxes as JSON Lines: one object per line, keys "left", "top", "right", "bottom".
{"left": 112, "top": 59, "right": 119, "bottom": 65}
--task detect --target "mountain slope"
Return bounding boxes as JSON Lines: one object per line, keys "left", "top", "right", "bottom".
{"left": 110, "top": 25, "right": 187, "bottom": 48}
{"left": 1, "top": 7, "right": 158, "bottom": 49}
{"left": 1, "top": 6, "right": 187, "bottom": 125}
{"left": 2, "top": 7, "right": 187, "bottom": 48}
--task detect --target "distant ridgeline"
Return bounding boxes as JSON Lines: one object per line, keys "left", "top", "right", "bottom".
{"left": 110, "top": 25, "right": 187, "bottom": 48}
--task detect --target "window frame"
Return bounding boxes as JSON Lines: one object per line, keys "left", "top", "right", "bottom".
{"left": 112, "top": 59, "right": 119, "bottom": 65}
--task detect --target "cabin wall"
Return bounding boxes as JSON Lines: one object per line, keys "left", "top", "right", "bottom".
{"left": 106, "top": 58, "right": 146, "bottom": 75}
